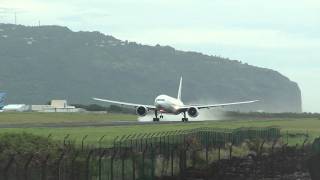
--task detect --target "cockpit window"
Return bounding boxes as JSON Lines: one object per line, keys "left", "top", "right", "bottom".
{"left": 157, "top": 99, "right": 165, "bottom": 101}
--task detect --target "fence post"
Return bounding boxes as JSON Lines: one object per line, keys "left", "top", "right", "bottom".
{"left": 271, "top": 140, "right": 277, "bottom": 154}
{"left": 151, "top": 146, "right": 155, "bottom": 180}
{"left": 130, "top": 134, "right": 136, "bottom": 150}
{"left": 302, "top": 137, "right": 309, "bottom": 152}
{"left": 121, "top": 149, "right": 125, "bottom": 180}
{"left": 3, "top": 154, "right": 15, "bottom": 180}
{"left": 218, "top": 145, "right": 221, "bottom": 161}
{"left": 179, "top": 139, "right": 188, "bottom": 180}
{"left": 229, "top": 142, "right": 233, "bottom": 160}
{"left": 142, "top": 147, "right": 147, "bottom": 180}
{"left": 131, "top": 148, "right": 136, "bottom": 180}
{"left": 24, "top": 154, "right": 34, "bottom": 180}
{"left": 110, "top": 149, "right": 117, "bottom": 180}
{"left": 179, "top": 149, "right": 182, "bottom": 179}
{"left": 82, "top": 135, "right": 88, "bottom": 151}
{"left": 113, "top": 136, "right": 119, "bottom": 149}
{"left": 98, "top": 135, "right": 106, "bottom": 150}
{"left": 171, "top": 147, "right": 174, "bottom": 177}
{"left": 259, "top": 140, "right": 266, "bottom": 157}
{"left": 63, "top": 134, "right": 70, "bottom": 146}
{"left": 70, "top": 151, "right": 79, "bottom": 180}
{"left": 205, "top": 131, "right": 209, "bottom": 180}
{"left": 41, "top": 154, "right": 50, "bottom": 180}
{"left": 57, "top": 152, "right": 65, "bottom": 180}
{"left": 86, "top": 150, "right": 94, "bottom": 180}
{"left": 47, "top": 133, "right": 52, "bottom": 138}
{"left": 206, "top": 132, "right": 209, "bottom": 167}
{"left": 98, "top": 150, "right": 107, "bottom": 180}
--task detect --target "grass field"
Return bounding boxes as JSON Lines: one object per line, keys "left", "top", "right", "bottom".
{"left": 0, "top": 112, "right": 137, "bottom": 125}
{"left": 0, "top": 112, "right": 319, "bottom": 147}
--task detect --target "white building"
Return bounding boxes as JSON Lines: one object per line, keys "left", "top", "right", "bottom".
{"left": 51, "top": 100, "right": 68, "bottom": 108}
{"left": 31, "top": 100, "right": 82, "bottom": 112}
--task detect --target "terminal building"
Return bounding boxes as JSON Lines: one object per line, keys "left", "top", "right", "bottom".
{"left": 0, "top": 93, "right": 81, "bottom": 113}
{"left": 31, "top": 100, "right": 82, "bottom": 112}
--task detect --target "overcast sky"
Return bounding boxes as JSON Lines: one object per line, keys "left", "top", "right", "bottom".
{"left": 1, "top": 0, "right": 319, "bottom": 112}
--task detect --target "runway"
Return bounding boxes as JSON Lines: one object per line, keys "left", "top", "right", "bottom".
{"left": 0, "top": 120, "right": 207, "bottom": 128}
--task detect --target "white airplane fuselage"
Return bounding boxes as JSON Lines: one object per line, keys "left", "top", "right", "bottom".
{"left": 154, "top": 95, "right": 184, "bottom": 114}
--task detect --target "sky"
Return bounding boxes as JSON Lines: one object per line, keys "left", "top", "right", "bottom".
{"left": 0, "top": 0, "right": 319, "bottom": 112}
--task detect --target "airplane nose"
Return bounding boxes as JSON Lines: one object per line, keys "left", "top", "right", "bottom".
{"left": 156, "top": 101, "right": 165, "bottom": 108}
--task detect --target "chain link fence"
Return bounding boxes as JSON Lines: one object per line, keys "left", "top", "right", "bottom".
{"left": 0, "top": 127, "right": 292, "bottom": 180}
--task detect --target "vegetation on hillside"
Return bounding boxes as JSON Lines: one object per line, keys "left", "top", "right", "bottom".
{"left": 0, "top": 23, "right": 301, "bottom": 112}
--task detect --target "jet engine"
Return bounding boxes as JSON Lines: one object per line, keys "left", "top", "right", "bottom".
{"left": 136, "top": 106, "right": 148, "bottom": 116}
{"left": 187, "top": 107, "right": 199, "bottom": 118}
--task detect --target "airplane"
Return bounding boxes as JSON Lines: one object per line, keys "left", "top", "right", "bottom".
{"left": 0, "top": 92, "right": 6, "bottom": 111}
{"left": 93, "top": 77, "right": 259, "bottom": 122}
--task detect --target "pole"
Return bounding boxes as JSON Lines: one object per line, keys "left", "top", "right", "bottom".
{"left": 98, "top": 135, "right": 106, "bottom": 149}
{"left": 82, "top": 135, "right": 88, "bottom": 151}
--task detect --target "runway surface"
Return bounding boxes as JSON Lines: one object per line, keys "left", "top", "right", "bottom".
{"left": 0, "top": 120, "right": 207, "bottom": 128}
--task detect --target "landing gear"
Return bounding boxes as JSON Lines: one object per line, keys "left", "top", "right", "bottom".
{"left": 153, "top": 110, "right": 160, "bottom": 122}
{"left": 160, "top": 113, "right": 164, "bottom": 119}
{"left": 182, "top": 112, "right": 188, "bottom": 122}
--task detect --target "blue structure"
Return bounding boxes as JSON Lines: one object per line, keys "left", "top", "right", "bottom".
{"left": 0, "top": 92, "right": 6, "bottom": 109}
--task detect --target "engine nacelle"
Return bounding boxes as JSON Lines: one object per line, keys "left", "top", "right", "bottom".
{"left": 187, "top": 107, "right": 199, "bottom": 118}
{"left": 136, "top": 106, "right": 148, "bottom": 116}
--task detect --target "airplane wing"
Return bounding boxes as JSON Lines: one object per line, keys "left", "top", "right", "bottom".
{"left": 93, "top": 98, "right": 156, "bottom": 110}
{"left": 184, "top": 100, "right": 259, "bottom": 109}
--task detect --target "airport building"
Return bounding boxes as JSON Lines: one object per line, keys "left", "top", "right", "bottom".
{"left": 0, "top": 93, "right": 82, "bottom": 113}
{"left": 31, "top": 100, "right": 82, "bottom": 113}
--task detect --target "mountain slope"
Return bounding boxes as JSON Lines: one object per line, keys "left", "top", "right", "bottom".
{"left": 0, "top": 24, "right": 302, "bottom": 112}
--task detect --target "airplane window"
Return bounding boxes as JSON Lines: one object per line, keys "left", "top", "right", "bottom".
{"left": 157, "top": 99, "right": 165, "bottom": 101}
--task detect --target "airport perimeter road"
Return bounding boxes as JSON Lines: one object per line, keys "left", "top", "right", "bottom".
{"left": 0, "top": 120, "right": 206, "bottom": 128}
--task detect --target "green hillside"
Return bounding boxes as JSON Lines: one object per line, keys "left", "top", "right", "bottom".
{"left": 0, "top": 24, "right": 301, "bottom": 112}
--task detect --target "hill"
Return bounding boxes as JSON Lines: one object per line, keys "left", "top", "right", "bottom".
{"left": 0, "top": 24, "right": 301, "bottom": 112}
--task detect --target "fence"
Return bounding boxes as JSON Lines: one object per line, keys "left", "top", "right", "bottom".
{"left": 0, "top": 127, "right": 284, "bottom": 180}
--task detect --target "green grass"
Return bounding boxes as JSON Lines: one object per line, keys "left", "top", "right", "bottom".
{"left": 0, "top": 114, "right": 319, "bottom": 146}
{"left": 0, "top": 112, "right": 137, "bottom": 125}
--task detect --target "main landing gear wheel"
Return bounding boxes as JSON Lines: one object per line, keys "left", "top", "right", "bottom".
{"left": 160, "top": 115, "right": 164, "bottom": 119}
{"left": 153, "top": 110, "right": 160, "bottom": 122}
{"left": 182, "top": 112, "right": 188, "bottom": 122}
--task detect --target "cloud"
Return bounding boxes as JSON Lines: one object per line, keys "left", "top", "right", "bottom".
{"left": 284, "top": 68, "right": 320, "bottom": 113}
{"left": 119, "top": 27, "right": 320, "bottom": 50}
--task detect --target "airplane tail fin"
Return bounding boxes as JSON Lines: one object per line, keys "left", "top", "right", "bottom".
{"left": 0, "top": 93, "right": 6, "bottom": 109}
{"left": 177, "top": 77, "right": 182, "bottom": 101}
